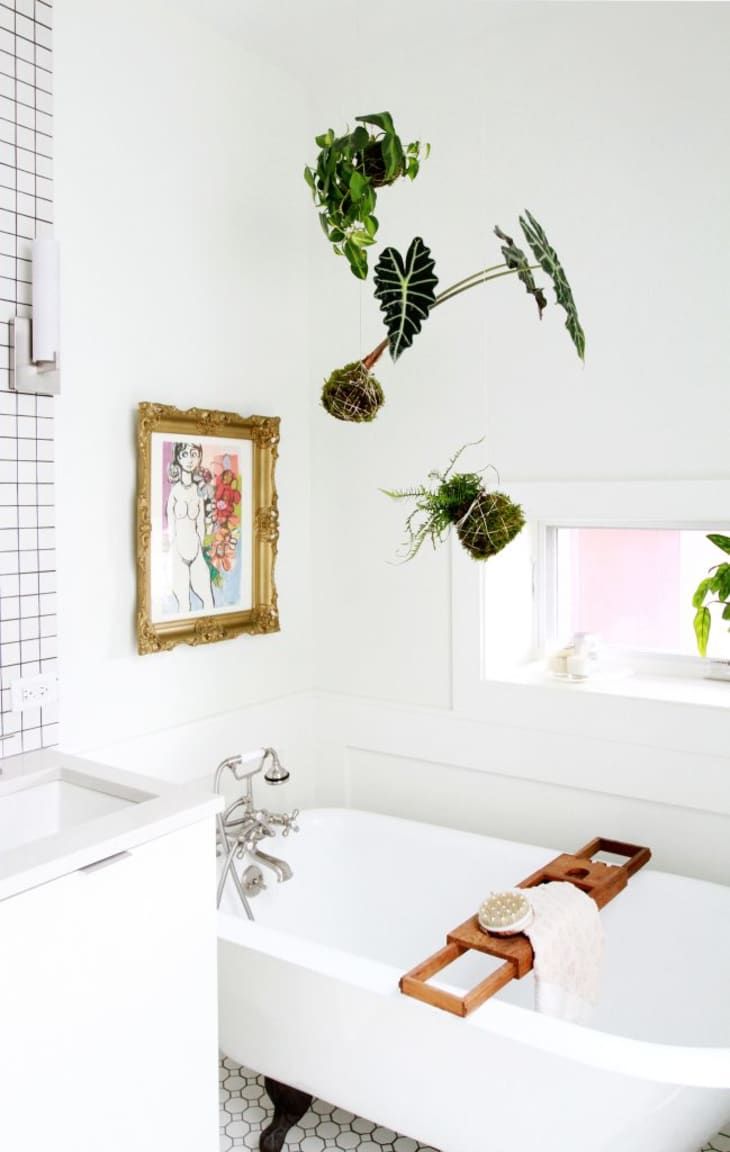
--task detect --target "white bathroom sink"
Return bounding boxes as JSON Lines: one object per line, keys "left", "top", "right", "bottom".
{"left": 0, "top": 778, "right": 136, "bottom": 854}
{"left": 0, "top": 749, "right": 222, "bottom": 902}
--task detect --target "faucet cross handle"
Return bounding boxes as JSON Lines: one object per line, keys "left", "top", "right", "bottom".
{"left": 276, "top": 808, "right": 299, "bottom": 837}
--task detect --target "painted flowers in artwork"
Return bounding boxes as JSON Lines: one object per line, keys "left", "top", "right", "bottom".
{"left": 161, "top": 441, "right": 245, "bottom": 614}
{"left": 205, "top": 467, "right": 242, "bottom": 581}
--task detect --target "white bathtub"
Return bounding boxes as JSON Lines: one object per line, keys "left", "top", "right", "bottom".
{"left": 217, "top": 808, "right": 730, "bottom": 1152}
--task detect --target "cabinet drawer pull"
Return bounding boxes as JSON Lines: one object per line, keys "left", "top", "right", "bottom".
{"left": 78, "top": 850, "right": 132, "bottom": 874}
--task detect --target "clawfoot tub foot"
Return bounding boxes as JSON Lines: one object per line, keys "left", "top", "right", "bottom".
{"left": 261, "top": 1077, "right": 313, "bottom": 1152}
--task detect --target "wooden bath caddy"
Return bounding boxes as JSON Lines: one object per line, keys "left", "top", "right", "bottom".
{"left": 400, "top": 836, "right": 651, "bottom": 1018}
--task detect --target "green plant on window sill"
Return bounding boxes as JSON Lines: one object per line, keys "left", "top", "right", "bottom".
{"left": 692, "top": 534, "right": 730, "bottom": 656}
{"left": 304, "top": 111, "right": 429, "bottom": 280}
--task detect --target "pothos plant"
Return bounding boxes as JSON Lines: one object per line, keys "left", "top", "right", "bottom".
{"left": 304, "top": 112, "right": 429, "bottom": 280}
{"left": 692, "top": 534, "right": 730, "bottom": 656}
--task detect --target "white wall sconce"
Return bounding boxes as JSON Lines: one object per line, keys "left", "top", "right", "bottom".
{"left": 11, "top": 236, "right": 60, "bottom": 395}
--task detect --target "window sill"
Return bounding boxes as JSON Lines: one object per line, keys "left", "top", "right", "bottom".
{"left": 487, "top": 661, "right": 730, "bottom": 711}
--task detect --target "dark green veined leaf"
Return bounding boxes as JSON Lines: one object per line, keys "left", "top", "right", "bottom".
{"left": 494, "top": 225, "right": 548, "bottom": 318}
{"left": 694, "top": 606, "right": 711, "bottom": 656}
{"left": 708, "top": 533, "right": 730, "bottom": 555}
{"left": 374, "top": 237, "right": 439, "bottom": 361}
{"left": 692, "top": 577, "right": 712, "bottom": 608}
{"left": 355, "top": 112, "right": 395, "bottom": 135}
{"left": 519, "top": 210, "right": 585, "bottom": 360}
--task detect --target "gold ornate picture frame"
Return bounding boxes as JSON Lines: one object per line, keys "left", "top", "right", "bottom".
{"left": 136, "top": 403, "right": 280, "bottom": 654}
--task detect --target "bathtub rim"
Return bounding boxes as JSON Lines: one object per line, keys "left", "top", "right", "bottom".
{"left": 217, "top": 806, "right": 730, "bottom": 1090}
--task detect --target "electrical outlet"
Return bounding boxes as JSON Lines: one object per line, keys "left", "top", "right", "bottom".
{"left": 11, "top": 673, "right": 58, "bottom": 712}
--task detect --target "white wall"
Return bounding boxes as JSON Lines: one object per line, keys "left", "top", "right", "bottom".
{"left": 305, "top": 2, "right": 730, "bottom": 879}
{"left": 310, "top": 0, "right": 730, "bottom": 706}
{"left": 53, "top": 0, "right": 315, "bottom": 769}
{"left": 50, "top": 2, "right": 730, "bottom": 882}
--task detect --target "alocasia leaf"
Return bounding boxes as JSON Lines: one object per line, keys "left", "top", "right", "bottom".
{"left": 374, "top": 237, "right": 438, "bottom": 360}
{"left": 519, "top": 210, "right": 585, "bottom": 361}
{"left": 694, "top": 606, "right": 711, "bottom": 656}
{"left": 494, "top": 225, "right": 547, "bottom": 318}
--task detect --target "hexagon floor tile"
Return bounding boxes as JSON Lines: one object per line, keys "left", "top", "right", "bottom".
{"left": 220, "top": 1056, "right": 728, "bottom": 1152}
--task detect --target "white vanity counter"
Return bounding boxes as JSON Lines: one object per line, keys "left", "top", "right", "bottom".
{"left": 0, "top": 748, "right": 223, "bottom": 1152}
{"left": 0, "top": 747, "right": 222, "bottom": 901}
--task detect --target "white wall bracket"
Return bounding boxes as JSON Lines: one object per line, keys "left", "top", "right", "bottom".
{"left": 10, "top": 316, "right": 60, "bottom": 396}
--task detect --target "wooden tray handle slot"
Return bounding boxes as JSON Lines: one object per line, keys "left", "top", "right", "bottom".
{"left": 573, "top": 836, "right": 652, "bottom": 879}
{"left": 400, "top": 942, "right": 516, "bottom": 1018}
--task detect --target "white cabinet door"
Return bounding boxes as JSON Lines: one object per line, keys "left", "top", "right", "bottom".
{"left": 0, "top": 818, "right": 219, "bottom": 1152}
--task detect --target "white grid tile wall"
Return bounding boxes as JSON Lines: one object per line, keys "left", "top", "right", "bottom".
{"left": 0, "top": 0, "right": 56, "bottom": 760}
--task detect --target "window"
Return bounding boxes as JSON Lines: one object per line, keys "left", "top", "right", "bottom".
{"left": 454, "top": 482, "right": 730, "bottom": 718}
{"left": 545, "top": 526, "right": 730, "bottom": 661}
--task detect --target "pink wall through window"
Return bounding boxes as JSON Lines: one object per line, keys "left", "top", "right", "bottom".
{"left": 566, "top": 528, "right": 681, "bottom": 651}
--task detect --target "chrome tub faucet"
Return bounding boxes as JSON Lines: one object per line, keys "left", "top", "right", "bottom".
{"left": 214, "top": 748, "right": 299, "bottom": 920}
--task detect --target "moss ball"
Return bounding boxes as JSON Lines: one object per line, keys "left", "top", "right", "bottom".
{"left": 321, "top": 361, "right": 385, "bottom": 423}
{"left": 454, "top": 489, "right": 525, "bottom": 561}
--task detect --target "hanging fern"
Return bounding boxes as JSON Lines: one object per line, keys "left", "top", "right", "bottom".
{"left": 383, "top": 443, "right": 525, "bottom": 562}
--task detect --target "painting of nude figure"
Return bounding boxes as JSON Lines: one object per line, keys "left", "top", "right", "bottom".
{"left": 161, "top": 440, "right": 243, "bottom": 615}
{"left": 136, "top": 404, "right": 279, "bottom": 654}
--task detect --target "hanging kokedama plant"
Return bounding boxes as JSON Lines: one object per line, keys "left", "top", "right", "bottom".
{"left": 321, "top": 361, "right": 385, "bottom": 422}
{"left": 384, "top": 444, "right": 525, "bottom": 563}
{"left": 304, "top": 112, "right": 429, "bottom": 280}
{"left": 306, "top": 108, "right": 586, "bottom": 426}
{"left": 320, "top": 215, "right": 584, "bottom": 422}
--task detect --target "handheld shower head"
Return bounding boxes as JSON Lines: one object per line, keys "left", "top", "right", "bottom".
{"left": 262, "top": 747, "right": 290, "bottom": 785}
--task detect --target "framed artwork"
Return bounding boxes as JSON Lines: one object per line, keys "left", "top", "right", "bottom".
{"left": 136, "top": 403, "right": 280, "bottom": 654}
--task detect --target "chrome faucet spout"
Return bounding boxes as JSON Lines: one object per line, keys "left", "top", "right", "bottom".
{"left": 247, "top": 846, "right": 293, "bottom": 883}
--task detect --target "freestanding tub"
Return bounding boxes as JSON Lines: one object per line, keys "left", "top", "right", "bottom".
{"left": 218, "top": 809, "right": 730, "bottom": 1152}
